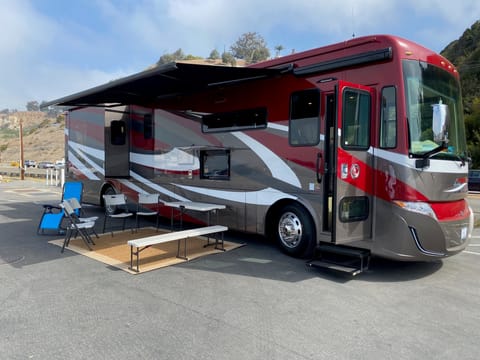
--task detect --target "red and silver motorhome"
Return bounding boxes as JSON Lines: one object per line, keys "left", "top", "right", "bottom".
{"left": 47, "top": 35, "right": 473, "bottom": 268}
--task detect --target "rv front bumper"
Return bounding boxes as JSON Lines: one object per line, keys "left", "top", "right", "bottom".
{"left": 373, "top": 200, "right": 473, "bottom": 261}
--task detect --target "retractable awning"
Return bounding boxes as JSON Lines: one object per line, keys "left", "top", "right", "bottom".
{"left": 44, "top": 62, "right": 290, "bottom": 108}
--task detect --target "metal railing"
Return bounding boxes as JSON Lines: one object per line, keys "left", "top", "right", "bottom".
{"left": 46, "top": 168, "right": 65, "bottom": 187}
{"left": 0, "top": 166, "right": 65, "bottom": 187}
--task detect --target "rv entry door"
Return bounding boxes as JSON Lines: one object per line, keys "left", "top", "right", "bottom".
{"left": 105, "top": 108, "right": 130, "bottom": 178}
{"left": 333, "top": 81, "right": 374, "bottom": 244}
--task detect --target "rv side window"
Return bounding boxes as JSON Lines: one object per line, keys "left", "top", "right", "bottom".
{"left": 202, "top": 107, "right": 268, "bottom": 133}
{"left": 339, "top": 196, "right": 369, "bottom": 222}
{"left": 380, "top": 86, "right": 397, "bottom": 148}
{"left": 342, "top": 89, "right": 370, "bottom": 149}
{"left": 111, "top": 120, "right": 126, "bottom": 146}
{"left": 200, "top": 149, "right": 230, "bottom": 180}
{"left": 289, "top": 89, "right": 320, "bottom": 146}
{"left": 144, "top": 114, "right": 153, "bottom": 140}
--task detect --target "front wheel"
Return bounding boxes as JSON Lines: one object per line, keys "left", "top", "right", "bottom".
{"left": 272, "top": 203, "right": 315, "bottom": 258}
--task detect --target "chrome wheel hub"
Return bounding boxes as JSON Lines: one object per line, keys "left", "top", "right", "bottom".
{"left": 278, "top": 211, "right": 303, "bottom": 248}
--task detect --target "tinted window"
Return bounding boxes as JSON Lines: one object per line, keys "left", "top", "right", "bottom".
{"left": 202, "top": 107, "right": 267, "bottom": 133}
{"left": 380, "top": 87, "right": 397, "bottom": 148}
{"left": 339, "top": 196, "right": 369, "bottom": 222}
{"left": 342, "top": 89, "right": 370, "bottom": 149}
{"left": 200, "top": 149, "right": 230, "bottom": 180}
{"left": 144, "top": 114, "right": 153, "bottom": 140}
{"left": 289, "top": 89, "right": 320, "bottom": 146}
{"left": 111, "top": 120, "right": 126, "bottom": 146}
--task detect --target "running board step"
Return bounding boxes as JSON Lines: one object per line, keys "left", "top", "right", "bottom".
{"left": 307, "top": 260, "right": 364, "bottom": 276}
{"left": 306, "top": 243, "right": 370, "bottom": 276}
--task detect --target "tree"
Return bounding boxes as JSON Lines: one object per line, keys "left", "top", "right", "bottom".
{"left": 274, "top": 45, "right": 284, "bottom": 58}
{"left": 222, "top": 51, "right": 236, "bottom": 66}
{"left": 465, "top": 97, "right": 480, "bottom": 168}
{"left": 230, "top": 32, "right": 270, "bottom": 64}
{"left": 208, "top": 49, "right": 220, "bottom": 60}
{"left": 440, "top": 21, "right": 480, "bottom": 165}
{"left": 157, "top": 48, "right": 186, "bottom": 65}
{"left": 39, "top": 101, "right": 61, "bottom": 117}
{"left": 184, "top": 54, "right": 203, "bottom": 61}
{"left": 156, "top": 48, "right": 203, "bottom": 65}
{"left": 26, "top": 101, "right": 39, "bottom": 111}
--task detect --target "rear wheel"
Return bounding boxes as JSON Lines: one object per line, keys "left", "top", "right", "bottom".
{"left": 272, "top": 203, "right": 315, "bottom": 258}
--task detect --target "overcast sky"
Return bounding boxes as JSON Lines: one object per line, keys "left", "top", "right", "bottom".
{"left": 0, "top": 0, "right": 479, "bottom": 110}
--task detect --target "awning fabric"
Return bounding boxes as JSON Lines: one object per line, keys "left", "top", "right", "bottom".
{"left": 44, "top": 62, "right": 287, "bottom": 108}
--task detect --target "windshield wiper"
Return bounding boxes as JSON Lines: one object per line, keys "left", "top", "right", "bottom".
{"left": 414, "top": 142, "right": 447, "bottom": 168}
{"left": 422, "top": 143, "right": 448, "bottom": 159}
{"left": 453, "top": 152, "right": 469, "bottom": 166}
{"left": 414, "top": 144, "right": 469, "bottom": 168}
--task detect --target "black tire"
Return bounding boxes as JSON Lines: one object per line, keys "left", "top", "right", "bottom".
{"left": 272, "top": 203, "right": 315, "bottom": 258}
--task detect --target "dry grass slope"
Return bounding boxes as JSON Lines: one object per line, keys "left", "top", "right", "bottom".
{"left": 0, "top": 111, "right": 65, "bottom": 164}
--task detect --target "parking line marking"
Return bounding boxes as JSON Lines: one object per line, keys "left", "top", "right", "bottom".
{"left": 463, "top": 250, "right": 480, "bottom": 255}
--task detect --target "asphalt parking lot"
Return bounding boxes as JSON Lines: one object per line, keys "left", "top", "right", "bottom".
{"left": 1, "top": 179, "right": 480, "bottom": 360}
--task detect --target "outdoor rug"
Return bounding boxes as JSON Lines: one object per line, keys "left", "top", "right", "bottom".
{"left": 48, "top": 227, "right": 243, "bottom": 274}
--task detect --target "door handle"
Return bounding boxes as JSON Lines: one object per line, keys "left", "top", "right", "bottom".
{"left": 316, "top": 153, "right": 323, "bottom": 183}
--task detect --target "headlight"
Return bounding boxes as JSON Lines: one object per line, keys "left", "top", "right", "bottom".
{"left": 393, "top": 201, "right": 437, "bottom": 220}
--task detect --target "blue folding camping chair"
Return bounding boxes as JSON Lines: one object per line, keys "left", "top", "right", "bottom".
{"left": 37, "top": 181, "right": 83, "bottom": 235}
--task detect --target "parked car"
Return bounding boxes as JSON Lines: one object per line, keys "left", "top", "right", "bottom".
{"left": 37, "top": 161, "right": 55, "bottom": 169}
{"left": 24, "top": 160, "right": 36, "bottom": 168}
{"left": 468, "top": 170, "right": 480, "bottom": 191}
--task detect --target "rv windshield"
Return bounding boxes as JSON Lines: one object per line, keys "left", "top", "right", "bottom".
{"left": 403, "top": 60, "right": 467, "bottom": 160}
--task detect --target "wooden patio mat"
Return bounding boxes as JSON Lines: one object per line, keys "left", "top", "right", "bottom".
{"left": 48, "top": 227, "right": 243, "bottom": 274}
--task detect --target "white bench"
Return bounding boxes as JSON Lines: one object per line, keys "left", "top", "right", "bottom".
{"left": 128, "top": 225, "right": 228, "bottom": 272}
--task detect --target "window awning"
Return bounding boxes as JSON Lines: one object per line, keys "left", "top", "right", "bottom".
{"left": 43, "top": 62, "right": 290, "bottom": 108}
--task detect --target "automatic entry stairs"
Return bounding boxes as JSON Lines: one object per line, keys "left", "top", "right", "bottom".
{"left": 306, "top": 243, "right": 371, "bottom": 276}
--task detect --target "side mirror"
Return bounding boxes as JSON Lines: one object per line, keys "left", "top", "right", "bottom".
{"left": 432, "top": 101, "right": 449, "bottom": 144}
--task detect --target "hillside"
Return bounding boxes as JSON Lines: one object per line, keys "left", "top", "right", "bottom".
{"left": 0, "top": 111, "right": 65, "bottom": 165}
{"left": 441, "top": 20, "right": 480, "bottom": 114}
{"left": 441, "top": 20, "right": 480, "bottom": 167}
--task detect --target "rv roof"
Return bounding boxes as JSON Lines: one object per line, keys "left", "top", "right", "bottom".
{"left": 43, "top": 62, "right": 289, "bottom": 108}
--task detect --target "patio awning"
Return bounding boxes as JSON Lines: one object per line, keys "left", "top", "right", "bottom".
{"left": 43, "top": 62, "right": 290, "bottom": 108}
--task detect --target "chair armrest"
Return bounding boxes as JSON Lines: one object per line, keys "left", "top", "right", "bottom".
{"left": 42, "top": 204, "right": 62, "bottom": 213}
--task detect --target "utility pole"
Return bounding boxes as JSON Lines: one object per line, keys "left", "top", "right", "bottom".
{"left": 19, "top": 117, "right": 24, "bottom": 180}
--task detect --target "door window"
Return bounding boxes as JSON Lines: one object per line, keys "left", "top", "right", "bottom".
{"left": 339, "top": 196, "right": 369, "bottom": 222}
{"left": 111, "top": 120, "right": 126, "bottom": 146}
{"left": 342, "top": 89, "right": 370, "bottom": 149}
